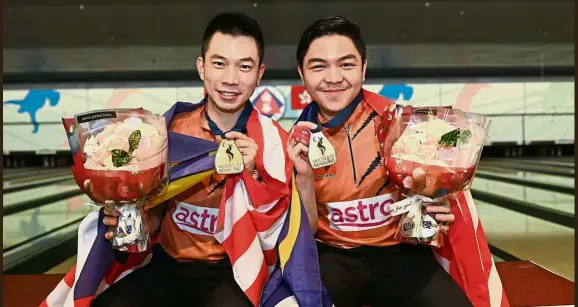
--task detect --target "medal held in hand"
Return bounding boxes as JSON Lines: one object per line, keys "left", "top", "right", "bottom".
{"left": 215, "top": 139, "right": 244, "bottom": 174}
{"left": 206, "top": 101, "right": 253, "bottom": 175}
{"left": 308, "top": 131, "right": 337, "bottom": 169}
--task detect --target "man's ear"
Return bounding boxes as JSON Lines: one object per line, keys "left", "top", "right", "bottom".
{"left": 196, "top": 56, "right": 205, "bottom": 81}
{"left": 362, "top": 59, "right": 367, "bottom": 82}
{"left": 257, "top": 63, "right": 266, "bottom": 86}
{"left": 298, "top": 65, "right": 305, "bottom": 84}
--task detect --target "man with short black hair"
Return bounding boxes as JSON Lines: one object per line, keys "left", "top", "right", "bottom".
{"left": 91, "top": 12, "right": 294, "bottom": 307}
{"left": 287, "top": 16, "right": 501, "bottom": 307}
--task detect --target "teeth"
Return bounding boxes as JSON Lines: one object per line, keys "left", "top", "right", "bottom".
{"left": 221, "top": 92, "right": 236, "bottom": 97}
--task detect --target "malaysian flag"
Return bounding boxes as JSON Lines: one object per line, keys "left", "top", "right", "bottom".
{"left": 41, "top": 101, "right": 332, "bottom": 307}
{"left": 295, "top": 88, "right": 510, "bottom": 307}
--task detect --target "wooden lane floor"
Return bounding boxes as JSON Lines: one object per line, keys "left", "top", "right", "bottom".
{"left": 472, "top": 176, "right": 574, "bottom": 214}
{"left": 476, "top": 200, "right": 574, "bottom": 281}
{"left": 3, "top": 195, "right": 93, "bottom": 250}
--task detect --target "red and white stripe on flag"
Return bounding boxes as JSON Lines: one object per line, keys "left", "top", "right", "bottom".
{"left": 433, "top": 191, "right": 510, "bottom": 307}
{"left": 214, "top": 111, "right": 292, "bottom": 306}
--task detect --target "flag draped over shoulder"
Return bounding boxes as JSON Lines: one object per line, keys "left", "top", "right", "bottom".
{"left": 294, "top": 89, "right": 510, "bottom": 307}
{"left": 41, "top": 101, "right": 331, "bottom": 307}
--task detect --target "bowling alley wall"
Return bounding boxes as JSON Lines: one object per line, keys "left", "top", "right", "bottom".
{"left": 2, "top": 80, "right": 574, "bottom": 158}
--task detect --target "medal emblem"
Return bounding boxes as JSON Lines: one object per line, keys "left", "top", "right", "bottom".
{"left": 215, "top": 139, "right": 244, "bottom": 174}
{"left": 308, "top": 131, "right": 336, "bottom": 169}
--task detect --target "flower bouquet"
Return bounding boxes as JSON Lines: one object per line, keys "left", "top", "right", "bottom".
{"left": 378, "top": 106, "right": 490, "bottom": 247}
{"left": 62, "top": 108, "right": 169, "bottom": 252}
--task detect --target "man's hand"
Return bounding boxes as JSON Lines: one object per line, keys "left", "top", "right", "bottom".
{"left": 103, "top": 205, "right": 163, "bottom": 241}
{"left": 225, "top": 131, "right": 259, "bottom": 175}
{"left": 287, "top": 122, "right": 320, "bottom": 232}
{"left": 425, "top": 199, "right": 454, "bottom": 234}
{"left": 287, "top": 122, "right": 318, "bottom": 179}
{"left": 103, "top": 207, "right": 120, "bottom": 240}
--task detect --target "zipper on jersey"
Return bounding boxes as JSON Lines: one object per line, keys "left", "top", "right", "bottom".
{"left": 345, "top": 124, "right": 357, "bottom": 183}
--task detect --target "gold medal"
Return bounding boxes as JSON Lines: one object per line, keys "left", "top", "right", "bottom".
{"left": 308, "top": 131, "right": 336, "bottom": 169}
{"left": 215, "top": 139, "right": 244, "bottom": 174}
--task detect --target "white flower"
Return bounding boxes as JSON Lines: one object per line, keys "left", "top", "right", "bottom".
{"left": 83, "top": 135, "right": 99, "bottom": 157}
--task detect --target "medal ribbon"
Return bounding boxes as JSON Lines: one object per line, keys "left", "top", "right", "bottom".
{"left": 205, "top": 98, "right": 253, "bottom": 139}
{"left": 302, "top": 90, "right": 364, "bottom": 132}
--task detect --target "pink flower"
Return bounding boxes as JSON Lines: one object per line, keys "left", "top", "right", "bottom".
{"left": 403, "top": 176, "right": 414, "bottom": 189}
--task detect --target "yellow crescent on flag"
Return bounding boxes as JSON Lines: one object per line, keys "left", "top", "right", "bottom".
{"left": 147, "top": 169, "right": 215, "bottom": 208}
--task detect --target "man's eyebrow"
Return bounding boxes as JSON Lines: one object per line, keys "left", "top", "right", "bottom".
{"left": 306, "top": 57, "right": 327, "bottom": 64}
{"left": 338, "top": 54, "right": 357, "bottom": 61}
{"left": 237, "top": 57, "right": 256, "bottom": 63}
{"left": 306, "top": 54, "right": 358, "bottom": 65}
{"left": 210, "top": 54, "right": 227, "bottom": 60}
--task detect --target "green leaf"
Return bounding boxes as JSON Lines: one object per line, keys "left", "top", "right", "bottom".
{"left": 111, "top": 149, "right": 132, "bottom": 167}
{"left": 128, "top": 130, "right": 141, "bottom": 154}
{"left": 439, "top": 128, "right": 461, "bottom": 147}
{"left": 459, "top": 129, "right": 472, "bottom": 144}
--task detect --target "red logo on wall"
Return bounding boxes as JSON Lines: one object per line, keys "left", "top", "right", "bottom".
{"left": 291, "top": 85, "right": 312, "bottom": 110}
{"left": 250, "top": 86, "right": 286, "bottom": 120}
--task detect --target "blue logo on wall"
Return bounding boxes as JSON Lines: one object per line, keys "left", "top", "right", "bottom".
{"left": 4, "top": 89, "right": 61, "bottom": 134}
{"left": 379, "top": 84, "right": 414, "bottom": 101}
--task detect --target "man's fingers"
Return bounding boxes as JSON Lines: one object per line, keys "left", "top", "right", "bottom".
{"left": 423, "top": 199, "right": 450, "bottom": 206}
{"left": 425, "top": 205, "right": 451, "bottom": 214}
{"left": 434, "top": 213, "right": 455, "bottom": 223}
{"left": 293, "top": 136, "right": 310, "bottom": 147}
{"left": 440, "top": 225, "right": 449, "bottom": 234}
{"left": 295, "top": 121, "right": 318, "bottom": 130}
{"left": 293, "top": 125, "right": 312, "bottom": 137}
{"left": 293, "top": 143, "right": 309, "bottom": 158}
{"left": 103, "top": 216, "right": 118, "bottom": 226}
{"left": 105, "top": 231, "right": 114, "bottom": 240}
{"left": 234, "top": 139, "right": 256, "bottom": 149}
{"left": 225, "top": 131, "right": 250, "bottom": 141}
{"left": 103, "top": 208, "right": 120, "bottom": 217}
{"left": 291, "top": 127, "right": 311, "bottom": 146}
{"left": 289, "top": 136, "right": 309, "bottom": 148}
{"left": 241, "top": 147, "right": 257, "bottom": 157}
{"left": 291, "top": 126, "right": 311, "bottom": 146}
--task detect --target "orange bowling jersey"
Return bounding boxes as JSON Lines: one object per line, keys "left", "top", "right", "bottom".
{"left": 158, "top": 105, "right": 228, "bottom": 262}
{"left": 313, "top": 90, "right": 408, "bottom": 249}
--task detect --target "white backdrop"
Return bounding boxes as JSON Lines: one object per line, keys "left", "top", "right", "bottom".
{"left": 3, "top": 81, "right": 574, "bottom": 153}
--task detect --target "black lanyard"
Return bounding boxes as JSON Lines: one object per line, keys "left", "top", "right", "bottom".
{"left": 304, "top": 90, "right": 364, "bottom": 132}
{"left": 204, "top": 98, "right": 253, "bottom": 139}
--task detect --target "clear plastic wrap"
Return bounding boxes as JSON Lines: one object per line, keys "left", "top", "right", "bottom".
{"left": 378, "top": 107, "right": 491, "bottom": 247}
{"left": 62, "top": 108, "right": 169, "bottom": 252}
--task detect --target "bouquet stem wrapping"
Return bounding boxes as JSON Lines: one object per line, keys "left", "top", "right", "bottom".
{"left": 106, "top": 201, "right": 150, "bottom": 253}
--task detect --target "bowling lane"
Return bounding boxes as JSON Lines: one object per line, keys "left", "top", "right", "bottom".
{"left": 3, "top": 168, "right": 72, "bottom": 186}
{"left": 3, "top": 166, "right": 66, "bottom": 178}
{"left": 477, "top": 166, "right": 574, "bottom": 188}
{"left": 476, "top": 200, "right": 574, "bottom": 281}
{"left": 479, "top": 161, "right": 574, "bottom": 178}
{"left": 485, "top": 157, "right": 574, "bottom": 169}
{"left": 3, "top": 167, "right": 46, "bottom": 175}
{"left": 471, "top": 177, "right": 574, "bottom": 214}
{"left": 3, "top": 195, "right": 93, "bottom": 250}
{"left": 3, "top": 180, "right": 79, "bottom": 208}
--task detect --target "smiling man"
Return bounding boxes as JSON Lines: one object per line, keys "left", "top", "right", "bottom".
{"left": 286, "top": 16, "right": 475, "bottom": 307}
{"left": 91, "top": 12, "right": 295, "bottom": 307}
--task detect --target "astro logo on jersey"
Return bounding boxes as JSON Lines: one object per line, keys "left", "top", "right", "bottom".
{"left": 250, "top": 86, "right": 286, "bottom": 120}
{"left": 326, "top": 193, "right": 397, "bottom": 231}
{"left": 172, "top": 203, "right": 219, "bottom": 236}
